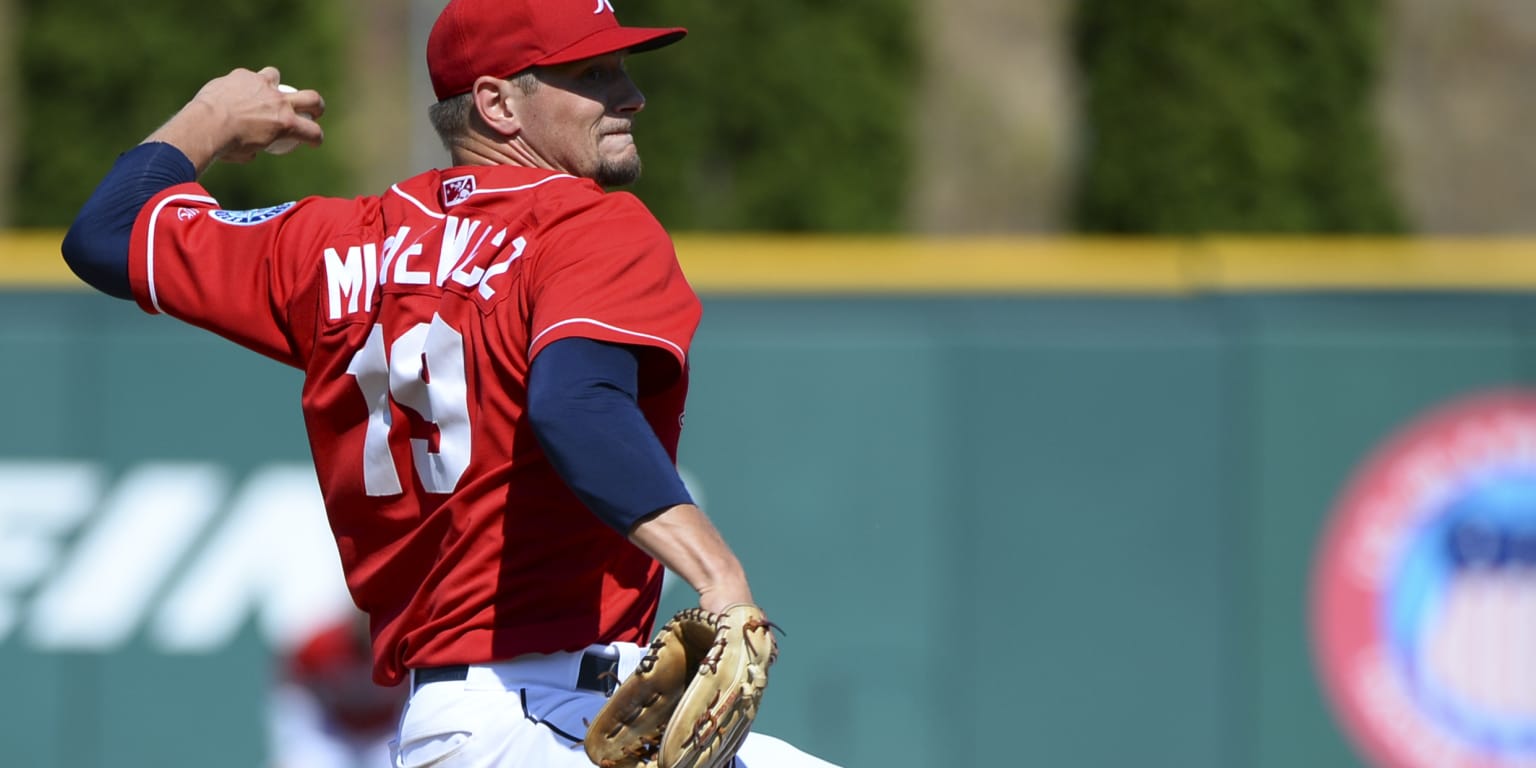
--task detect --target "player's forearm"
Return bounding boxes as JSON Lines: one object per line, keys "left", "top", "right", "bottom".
{"left": 142, "top": 98, "right": 232, "bottom": 177}
{"left": 628, "top": 503, "right": 753, "bottom": 614}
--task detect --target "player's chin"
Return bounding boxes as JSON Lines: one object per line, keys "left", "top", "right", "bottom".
{"left": 594, "top": 153, "right": 642, "bottom": 188}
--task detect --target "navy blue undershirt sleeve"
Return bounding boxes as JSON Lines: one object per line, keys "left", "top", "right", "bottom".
{"left": 61, "top": 142, "right": 197, "bottom": 300}
{"left": 527, "top": 337, "right": 694, "bottom": 533}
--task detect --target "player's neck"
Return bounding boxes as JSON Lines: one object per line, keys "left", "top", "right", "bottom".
{"left": 449, "top": 134, "right": 562, "bottom": 174}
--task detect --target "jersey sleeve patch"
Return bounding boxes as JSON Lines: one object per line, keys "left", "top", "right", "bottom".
{"left": 210, "top": 202, "right": 296, "bottom": 226}
{"left": 129, "top": 186, "right": 325, "bottom": 367}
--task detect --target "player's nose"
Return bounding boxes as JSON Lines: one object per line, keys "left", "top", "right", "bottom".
{"left": 612, "top": 72, "right": 645, "bottom": 114}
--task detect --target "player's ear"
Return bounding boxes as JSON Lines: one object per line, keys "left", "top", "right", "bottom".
{"left": 471, "top": 76, "right": 521, "bottom": 137}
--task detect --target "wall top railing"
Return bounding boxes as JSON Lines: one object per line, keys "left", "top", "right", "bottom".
{"left": 6, "top": 231, "right": 1536, "bottom": 294}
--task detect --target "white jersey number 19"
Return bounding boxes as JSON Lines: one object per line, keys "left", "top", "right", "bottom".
{"left": 346, "top": 314, "right": 472, "bottom": 496}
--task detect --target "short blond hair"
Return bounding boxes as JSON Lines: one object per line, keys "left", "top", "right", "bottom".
{"left": 428, "top": 72, "right": 541, "bottom": 150}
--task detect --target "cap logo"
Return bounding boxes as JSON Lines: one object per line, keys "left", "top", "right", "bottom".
{"left": 593, "top": 0, "right": 614, "bottom": 14}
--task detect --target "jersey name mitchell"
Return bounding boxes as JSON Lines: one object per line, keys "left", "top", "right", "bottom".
{"left": 323, "top": 217, "right": 528, "bottom": 322}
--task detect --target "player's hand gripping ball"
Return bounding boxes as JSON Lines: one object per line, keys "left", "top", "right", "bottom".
{"left": 584, "top": 604, "right": 778, "bottom": 768}
{"left": 265, "top": 84, "right": 315, "bottom": 156}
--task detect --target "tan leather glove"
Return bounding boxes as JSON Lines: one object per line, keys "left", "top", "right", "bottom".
{"left": 585, "top": 604, "right": 777, "bottom": 768}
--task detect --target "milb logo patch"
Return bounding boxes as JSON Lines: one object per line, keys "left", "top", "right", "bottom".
{"left": 211, "top": 202, "right": 295, "bottom": 226}
{"left": 442, "top": 175, "right": 476, "bottom": 207}
{"left": 1312, "top": 390, "right": 1536, "bottom": 768}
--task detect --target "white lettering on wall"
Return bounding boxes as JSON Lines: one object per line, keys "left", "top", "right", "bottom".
{"left": 28, "top": 464, "right": 225, "bottom": 650}
{"left": 4, "top": 461, "right": 351, "bottom": 654}
{"left": 154, "top": 465, "right": 349, "bottom": 653}
{"left": 0, "top": 459, "right": 701, "bottom": 654}
{"left": 0, "top": 462, "right": 103, "bottom": 639}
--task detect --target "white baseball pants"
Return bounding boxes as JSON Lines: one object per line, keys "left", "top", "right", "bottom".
{"left": 389, "top": 644, "right": 840, "bottom": 768}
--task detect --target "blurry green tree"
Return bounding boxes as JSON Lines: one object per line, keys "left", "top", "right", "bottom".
{"left": 16, "top": 0, "right": 351, "bottom": 227}
{"left": 17, "top": 1, "right": 915, "bottom": 232}
{"left": 1070, "top": 0, "right": 1404, "bottom": 233}
{"left": 622, "top": 0, "right": 917, "bottom": 231}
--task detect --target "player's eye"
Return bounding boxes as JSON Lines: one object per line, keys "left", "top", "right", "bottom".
{"left": 583, "top": 61, "right": 630, "bottom": 86}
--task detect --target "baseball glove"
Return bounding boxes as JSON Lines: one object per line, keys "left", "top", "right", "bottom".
{"left": 584, "top": 604, "right": 778, "bottom": 768}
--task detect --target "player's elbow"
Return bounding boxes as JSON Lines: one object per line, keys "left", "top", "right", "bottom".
{"left": 60, "top": 141, "right": 198, "bottom": 302}
{"left": 61, "top": 217, "right": 134, "bottom": 300}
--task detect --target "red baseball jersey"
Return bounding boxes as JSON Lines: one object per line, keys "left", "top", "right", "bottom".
{"left": 128, "top": 165, "right": 702, "bottom": 685}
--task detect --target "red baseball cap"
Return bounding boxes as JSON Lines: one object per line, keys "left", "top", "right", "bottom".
{"left": 427, "top": 0, "right": 687, "bottom": 101}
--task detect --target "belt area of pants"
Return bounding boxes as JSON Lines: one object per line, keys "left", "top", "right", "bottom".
{"left": 411, "top": 651, "right": 621, "bottom": 696}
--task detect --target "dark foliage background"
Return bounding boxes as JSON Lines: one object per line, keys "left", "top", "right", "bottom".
{"left": 1070, "top": 0, "right": 1404, "bottom": 233}
{"left": 17, "top": 0, "right": 352, "bottom": 226}
{"left": 620, "top": 0, "right": 918, "bottom": 231}
{"left": 16, "top": 0, "right": 1410, "bottom": 234}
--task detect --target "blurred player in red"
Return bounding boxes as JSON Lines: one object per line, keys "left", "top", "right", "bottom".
{"left": 269, "top": 613, "right": 406, "bottom": 768}
{"left": 61, "top": 0, "right": 837, "bottom": 765}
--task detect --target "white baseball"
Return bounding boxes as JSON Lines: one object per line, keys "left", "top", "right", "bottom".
{"left": 265, "top": 84, "right": 314, "bottom": 156}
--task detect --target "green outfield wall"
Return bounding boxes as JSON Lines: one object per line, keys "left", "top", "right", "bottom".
{"left": 3, "top": 235, "right": 1536, "bottom": 767}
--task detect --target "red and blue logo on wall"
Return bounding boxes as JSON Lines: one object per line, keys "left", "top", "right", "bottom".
{"left": 1313, "top": 390, "right": 1536, "bottom": 768}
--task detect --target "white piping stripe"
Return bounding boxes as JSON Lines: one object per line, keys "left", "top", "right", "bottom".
{"left": 529, "top": 318, "right": 685, "bottom": 359}
{"left": 389, "top": 184, "right": 446, "bottom": 219}
{"left": 145, "top": 193, "right": 219, "bottom": 314}
{"left": 468, "top": 174, "right": 578, "bottom": 197}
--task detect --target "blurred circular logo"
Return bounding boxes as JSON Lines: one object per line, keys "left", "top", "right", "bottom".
{"left": 1313, "top": 390, "right": 1536, "bottom": 768}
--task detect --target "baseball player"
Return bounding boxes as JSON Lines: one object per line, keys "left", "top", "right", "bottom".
{"left": 269, "top": 612, "right": 406, "bottom": 768}
{"left": 60, "top": 1, "right": 839, "bottom": 766}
